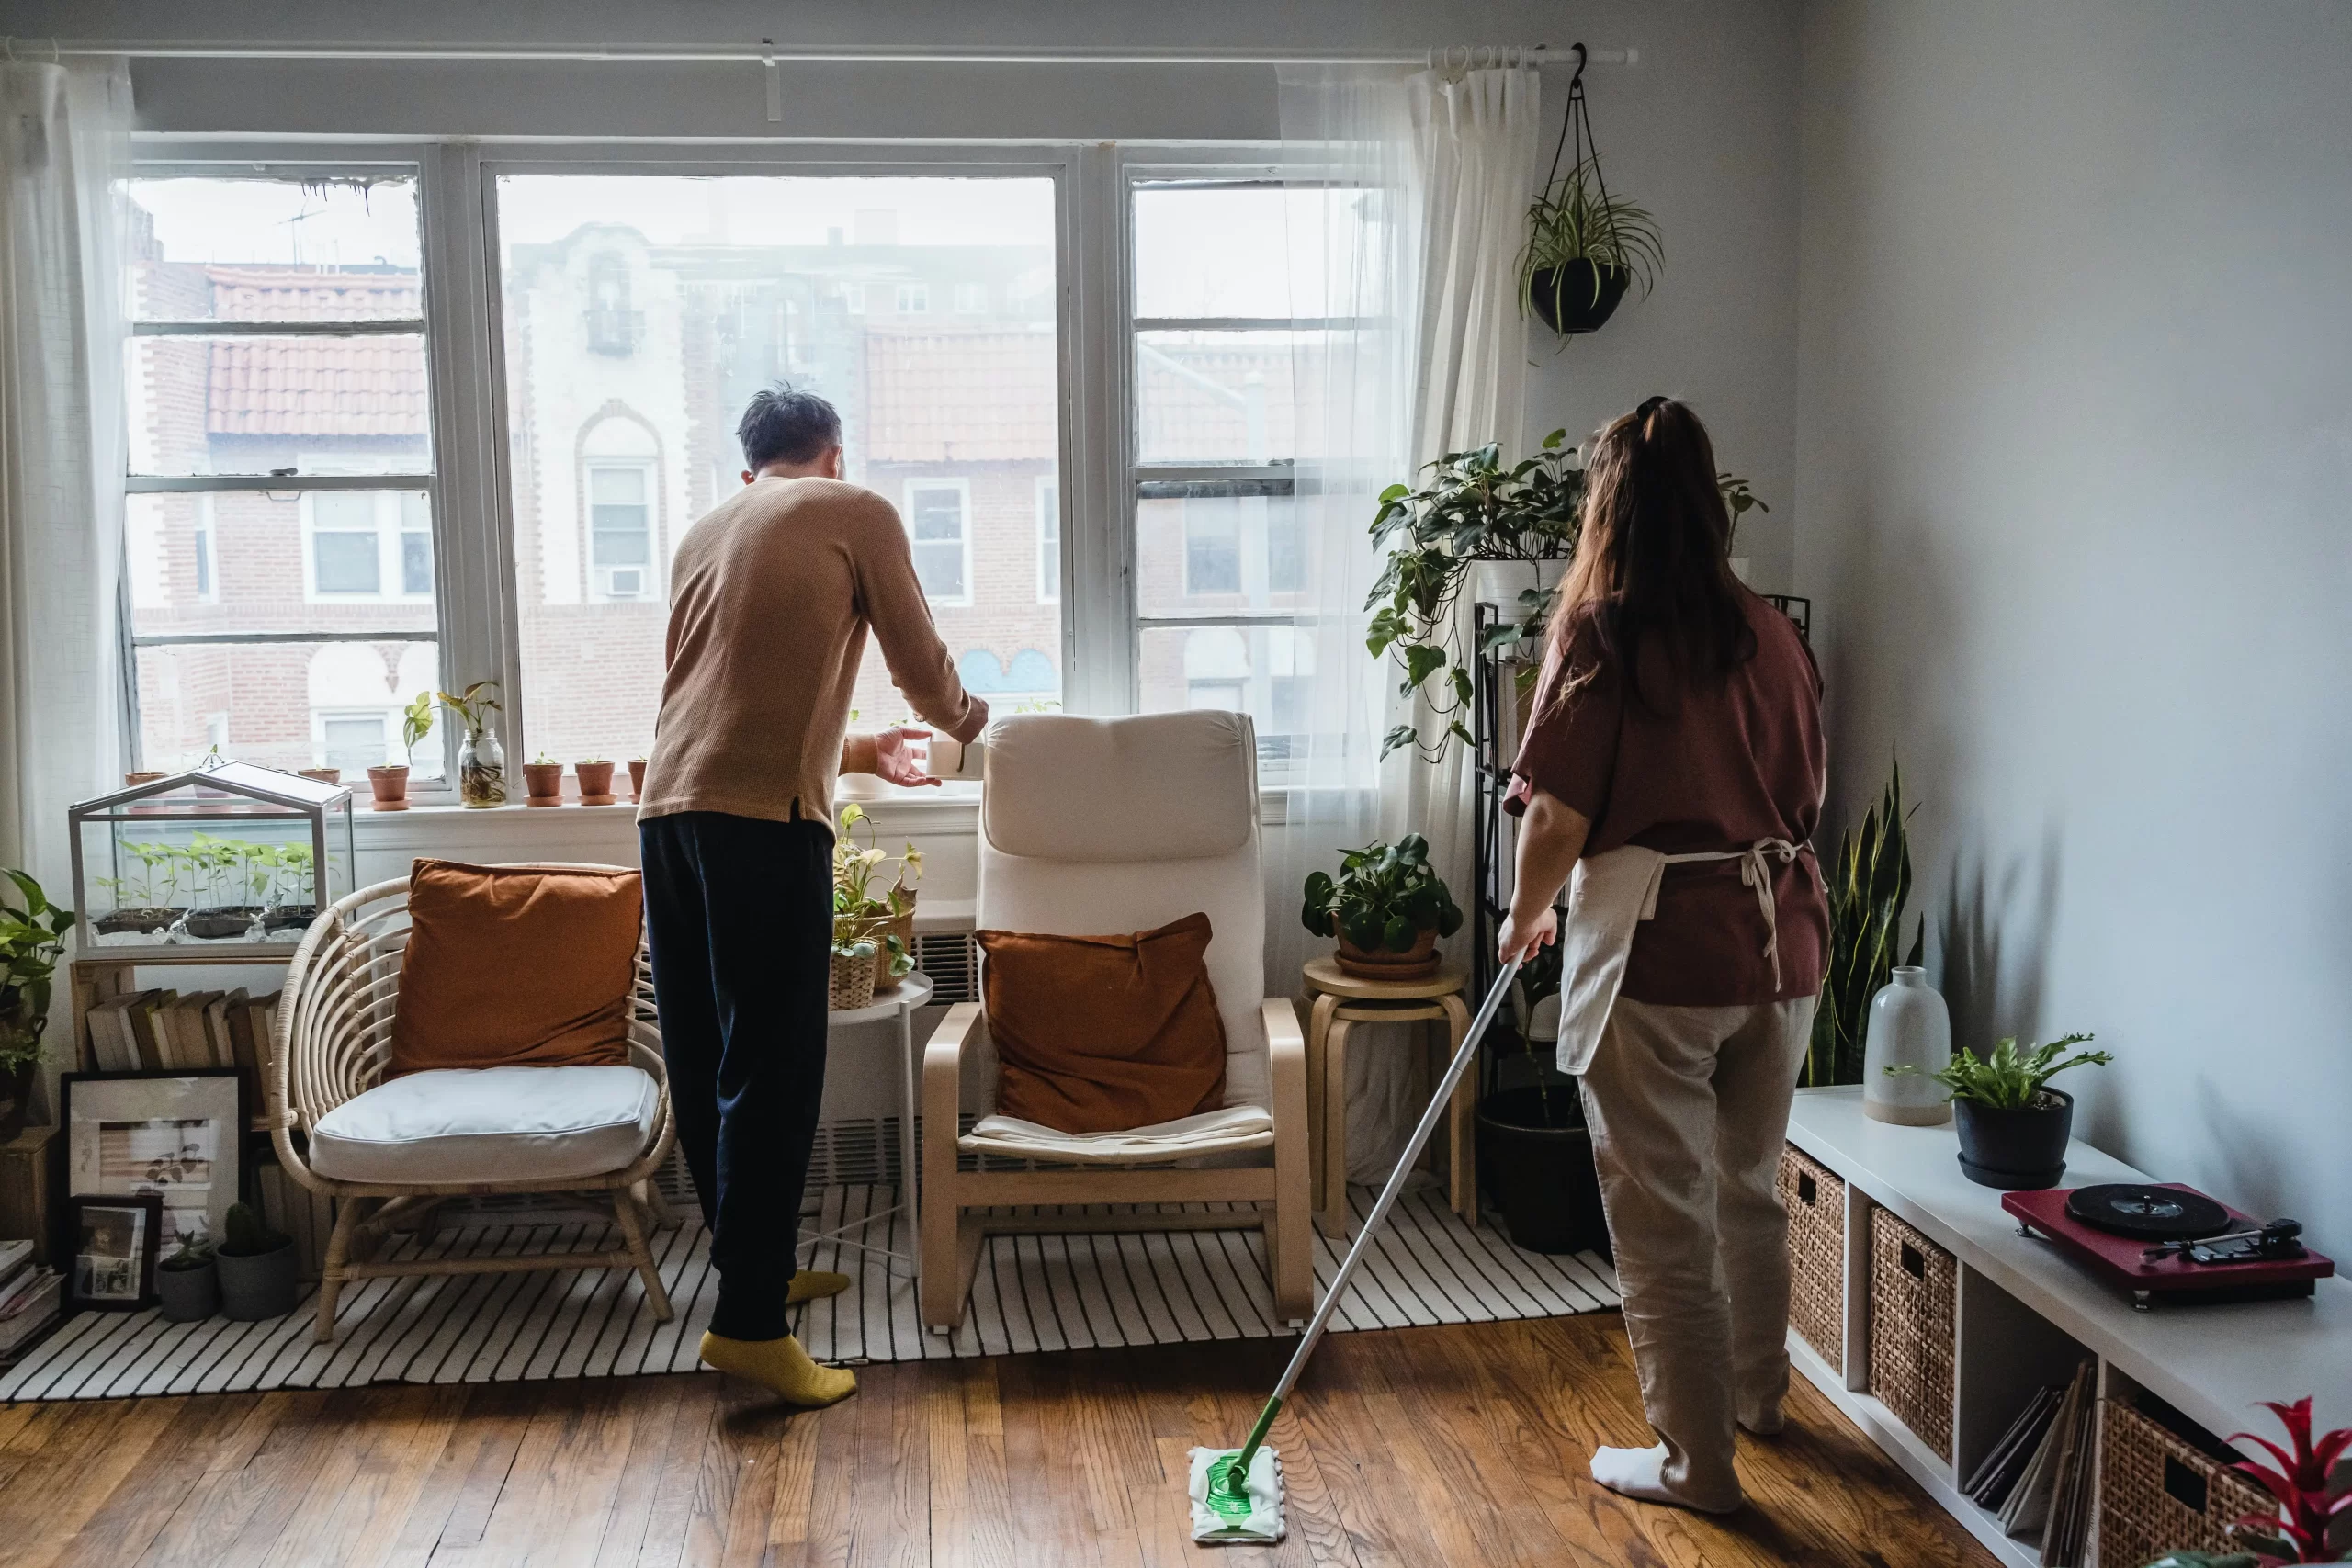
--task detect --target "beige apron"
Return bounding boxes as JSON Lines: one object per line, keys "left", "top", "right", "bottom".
{"left": 1552, "top": 838, "right": 1803, "bottom": 1076}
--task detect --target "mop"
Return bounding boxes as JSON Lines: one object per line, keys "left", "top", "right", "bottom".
{"left": 1189, "top": 960, "right": 1522, "bottom": 1544}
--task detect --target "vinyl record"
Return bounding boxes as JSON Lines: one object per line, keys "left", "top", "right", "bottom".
{"left": 2064, "top": 1184, "right": 2233, "bottom": 1241}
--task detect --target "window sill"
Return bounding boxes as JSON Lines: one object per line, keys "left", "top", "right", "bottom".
{"left": 351, "top": 789, "right": 989, "bottom": 850}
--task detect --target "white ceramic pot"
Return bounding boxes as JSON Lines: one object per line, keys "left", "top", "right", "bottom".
{"left": 1861, "top": 965, "right": 1952, "bottom": 1125}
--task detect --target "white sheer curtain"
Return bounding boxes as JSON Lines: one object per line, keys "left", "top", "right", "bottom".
{"left": 0, "top": 60, "right": 132, "bottom": 890}
{"left": 1273, "top": 60, "right": 1541, "bottom": 1179}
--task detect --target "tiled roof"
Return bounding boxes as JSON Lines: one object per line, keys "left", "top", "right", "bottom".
{"left": 208, "top": 266, "right": 420, "bottom": 323}
{"left": 864, "top": 330, "right": 1057, "bottom": 462}
{"left": 207, "top": 336, "right": 428, "bottom": 438}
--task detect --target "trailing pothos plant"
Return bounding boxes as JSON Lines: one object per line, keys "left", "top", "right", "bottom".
{"left": 0, "top": 870, "right": 73, "bottom": 1076}
{"left": 1365, "top": 431, "right": 1767, "bottom": 763}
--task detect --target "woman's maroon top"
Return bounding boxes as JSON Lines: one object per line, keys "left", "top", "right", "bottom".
{"left": 1506, "top": 588, "right": 1829, "bottom": 1006}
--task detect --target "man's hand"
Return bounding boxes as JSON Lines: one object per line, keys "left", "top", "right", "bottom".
{"left": 868, "top": 726, "right": 939, "bottom": 788}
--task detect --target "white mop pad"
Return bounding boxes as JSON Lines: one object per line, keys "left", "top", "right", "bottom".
{"left": 1186, "top": 1445, "right": 1284, "bottom": 1543}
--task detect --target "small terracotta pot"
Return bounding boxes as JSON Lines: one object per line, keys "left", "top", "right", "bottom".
{"left": 627, "top": 759, "right": 648, "bottom": 802}
{"left": 367, "top": 763, "right": 411, "bottom": 811}
{"left": 123, "top": 770, "right": 167, "bottom": 786}
{"left": 1335, "top": 926, "right": 1441, "bottom": 980}
{"left": 523, "top": 761, "right": 565, "bottom": 807}
{"left": 574, "top": 761, "right": 616, "bottom": 805}
{"left": 298, "top": 767, "right": 340, "bottom": 785}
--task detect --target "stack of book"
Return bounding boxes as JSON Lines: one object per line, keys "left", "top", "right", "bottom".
{"left": 1961, "top": 1359, "right": 2099, "bottom": 1563}
{"left": 85, "top": 987, "right": 277, "bottom": 1108}
{"left": 0, "top": 1238, "right": 62, "bottom": 1360}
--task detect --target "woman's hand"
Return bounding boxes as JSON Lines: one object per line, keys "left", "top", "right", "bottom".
{"left": 1499, "top": 904, "right": 1557, "bottom": 966}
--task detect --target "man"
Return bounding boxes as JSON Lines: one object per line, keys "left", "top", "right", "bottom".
{"left": 638, "top": 385, "right": 987, "bottom": 1405}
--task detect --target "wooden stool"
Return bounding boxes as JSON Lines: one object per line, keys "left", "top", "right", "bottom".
{"left": 1301, "top": 955, "right": 1475, "bottom": 1239}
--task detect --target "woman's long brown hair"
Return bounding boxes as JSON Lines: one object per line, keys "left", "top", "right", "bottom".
{"left": 1544, "top": 397, "right": 1754, "bottom": 710}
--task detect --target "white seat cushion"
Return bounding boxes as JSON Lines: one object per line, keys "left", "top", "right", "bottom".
{"left": 309, "top": 1065, "right": 660, "bottom": 1185}
{"left": 960, "top": 1102, "right": 1274, "bottom": 1165}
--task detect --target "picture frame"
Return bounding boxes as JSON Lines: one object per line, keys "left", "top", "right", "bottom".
{"left": 67, "top": 1193, "right": 164, "bottom": 1311}
{"left": 62, "top": 1070, "right": 248, "bottom": 1256}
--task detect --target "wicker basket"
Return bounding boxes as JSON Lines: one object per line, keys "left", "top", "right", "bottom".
{"left": 1779, "top": 1145, "right": 1847, "bottom": 1374}
{"left": 829, "top": 947, "right": 880, "bottom": 1011}
{"left": 2098, "top": 1397, "right": 2274, "bottom": 1568}
{"left": 1868, "top": 1207, "right": 1957, "bottom": 1461}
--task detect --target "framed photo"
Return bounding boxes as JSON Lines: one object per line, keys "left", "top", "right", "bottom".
{"left": 62, "top": 1070, "right": 247, "bottom": 1255}
{"left": 68, "top": 1193, "right": 163, "bottom": 1310}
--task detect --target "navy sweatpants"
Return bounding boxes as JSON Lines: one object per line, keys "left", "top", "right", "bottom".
{"left": 639, "top": 810, "right": 832, "bottom": 1341}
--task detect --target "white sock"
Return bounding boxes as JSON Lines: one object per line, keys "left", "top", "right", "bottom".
{"left": 1589, "top": 1443, "right": 1742, "bottom": 1515}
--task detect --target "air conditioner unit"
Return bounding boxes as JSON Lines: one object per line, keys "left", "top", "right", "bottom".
{"left": 599, "top": 566, "right": 647, "bottom": 600}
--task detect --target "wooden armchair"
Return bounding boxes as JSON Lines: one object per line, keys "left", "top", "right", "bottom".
{"left": 272, "top": 865, "right": 676, "bottom": 1343}
{"left": 919, "top": 712, "right": 1314, "bottom": 1330}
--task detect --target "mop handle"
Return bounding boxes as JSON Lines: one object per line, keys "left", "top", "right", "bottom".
{"left": 1229, "top": 959, "right": 1522, "bottom": 1478}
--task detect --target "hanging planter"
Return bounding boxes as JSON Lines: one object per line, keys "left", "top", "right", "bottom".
{"left": 1520, "top": 45, "right": 1662, "bottom": 340}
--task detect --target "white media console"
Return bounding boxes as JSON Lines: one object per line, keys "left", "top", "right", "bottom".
{"left": 1783, "top": 1087, "right": 2352, "bottom": 1568}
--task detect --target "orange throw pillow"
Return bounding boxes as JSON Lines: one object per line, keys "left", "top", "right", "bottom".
{"left": 389, "top": 860, "right": 642, "bottom": 1077}
{"left": 976, "top": 912, "right": 1227, "bottom": 1134}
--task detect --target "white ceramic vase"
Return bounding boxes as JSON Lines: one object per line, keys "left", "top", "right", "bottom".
{"left": 1861, "top": 965, "right": 1952, "bottom": 1125}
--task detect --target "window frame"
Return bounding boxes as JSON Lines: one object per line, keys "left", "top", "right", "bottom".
{"left": 1035, "top": 475, "right": 1060, "bottom": 604}
{"left": 582, "top": 457, "right": 660, "bottom": 604}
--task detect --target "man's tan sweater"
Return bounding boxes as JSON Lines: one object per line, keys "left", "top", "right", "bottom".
{"left": 637, "top": 477, "right": 987, "bottom": 829}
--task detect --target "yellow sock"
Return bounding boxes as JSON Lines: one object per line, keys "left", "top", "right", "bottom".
{"left": 787, "top": 1270, "right": 851, "bottom": 1304}
{"left": 697, "top": 1331, "right": 857, "bottom": 1406}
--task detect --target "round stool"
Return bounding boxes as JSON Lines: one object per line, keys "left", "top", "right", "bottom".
{"left": 1301, "top": 955, "right": 1475, "bottom": 1240}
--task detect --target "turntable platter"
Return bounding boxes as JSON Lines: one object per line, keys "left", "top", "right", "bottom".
{"left": 2064, "top": 1184, "right": 2233, "bottom": 1241}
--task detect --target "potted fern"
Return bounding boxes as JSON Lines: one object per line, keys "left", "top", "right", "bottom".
{"left": 1892, "top": 1032, "right": 2113, "bottom": 1190}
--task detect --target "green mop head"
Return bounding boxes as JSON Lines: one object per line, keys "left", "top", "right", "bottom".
{"left": 1188, "top": 1445, "right": 1283, "bottom": 1543}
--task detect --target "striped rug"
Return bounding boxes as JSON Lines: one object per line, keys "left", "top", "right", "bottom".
{"left": 0, "top": 1183, "right": 1617, "bottom": 1401}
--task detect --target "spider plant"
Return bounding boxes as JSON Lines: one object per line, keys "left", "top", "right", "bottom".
{"left": 1520, "top": 158, "right": 1665, "bottom": 323}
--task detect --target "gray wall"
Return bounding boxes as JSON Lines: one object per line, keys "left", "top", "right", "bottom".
{"left": 1796, "top": 1, "right": 2352, "bottom": 1253}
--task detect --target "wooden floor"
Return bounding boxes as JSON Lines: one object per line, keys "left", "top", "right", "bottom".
{"left": 0, "top": 1312, "right": 1995, "bottom": 1568}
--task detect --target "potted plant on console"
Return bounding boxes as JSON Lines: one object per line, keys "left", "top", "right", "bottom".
{"left": 1299, "top": 835, "right": 1464, "bottom": 980}
{"left": 1892, "top": 1032, "right": 2113, "bottom": 1190}
{"left": 215, "top": 1201, "right": 299, "bottom": 1321}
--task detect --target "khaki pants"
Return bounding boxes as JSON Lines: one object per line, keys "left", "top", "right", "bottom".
{"left": 1578, "top": 994, "right": 1818, "bottom": 1510}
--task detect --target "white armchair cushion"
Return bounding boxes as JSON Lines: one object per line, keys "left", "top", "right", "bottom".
{"left": 962, "top": 1103, "right": 1275, "bottom": 1165}
{"left": 309, "top": 1065, "right": 660, "bottom": 1185}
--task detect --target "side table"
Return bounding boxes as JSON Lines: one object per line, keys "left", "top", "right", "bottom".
{"left": 815, "top": 972, "right": 933, "bottom": 1278}
{"left": 1301, "top": 955, "right": 1474, "bottom": 1239}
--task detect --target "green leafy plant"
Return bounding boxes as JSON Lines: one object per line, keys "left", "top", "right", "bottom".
{"left": 1806, "top": 757, "right": 1924, "bottom": 1087}
{"left": 1891, "top": 1033, "right": 2110, "bottom": 1111}
{"left": 1520, "top": 157, "right": 1665, "bottom": 321}
{"left": 1300, "top": 835, "right": 1464, "bottom": 954}
{"left": 1719, "top": 472, "right": 1769, "bottom": 553}
{"left": 576, "top": 754, "right": 607, "bottom": 765}
{"left": 0, "top": 870, "right": 74, "bottom": 1075}
{"left": 159, "top": 1237, "right": 216, "bottom": 1272}
{"left": 436, "top": 680, "right": 502, "bottom": 740}
{"left": 401, "top": 691, "right": 435, "bottom": 753}
{"left": 220, "top": 1201, "right": 289, "bottom": 1258}
{"left": 274, "top": 843, "right": 313, "bottom": 907}
{"left": 2225, "top": 1396, "right": 2352, "bottom": 1565}
{"left": 832, "top": 805, "right": 920, "bottom": 977}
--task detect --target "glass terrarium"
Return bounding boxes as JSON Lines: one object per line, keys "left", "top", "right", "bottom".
{"left": 69, "top": 759, "right": 356, "bottom": 956}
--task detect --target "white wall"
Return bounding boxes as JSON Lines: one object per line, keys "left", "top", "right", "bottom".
{"left": 1795, "top": 1, "right": 2352, "bottom": 1254}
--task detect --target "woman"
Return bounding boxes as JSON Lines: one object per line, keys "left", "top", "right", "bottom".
{"left": 1499, "top": 398, "right": 1827, "bottom": 1515}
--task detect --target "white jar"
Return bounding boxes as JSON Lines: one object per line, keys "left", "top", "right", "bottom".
{"left": 1861, "top": 965, "right": 1952, "bottom": 1125}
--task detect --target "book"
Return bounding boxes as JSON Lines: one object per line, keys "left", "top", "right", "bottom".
{"left": 0, "top": 1270, "right": 62, "bottom": 1358}
{"left": 2041, "top": 1361, "right": 2099, "bottom": 1565}
{"left": 0, "top": 1238, "right": 30, "bottom": 1292}
{"left": 85, "top": 993, "right": 146, "bottom": 1071}
{"left": 0, "top": 1262, "right": 47, "bottom": 1316}
{"left": 225, "top": 988, "right": 261, "bottom": 1097}
{"left": 203, "top": 991, "right": 240, "bottom": 1071}
{"left": 2001, "top": 1387, "right": 2069, "bottom": 1537}
{"left": 1963, "top": 1383, "right": 2054, "bottom": 1498}
{"left": 1969, "top": 1384, "right": 2061, "bottom": 1508}
{"left": 163, "top": 992, "right": 223, "bottom": 1070}
{"left": 126, "top": 989, "right": 176, "bottom": 1069}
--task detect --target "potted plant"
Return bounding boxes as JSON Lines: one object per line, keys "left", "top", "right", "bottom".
{"left": 1807, "top": 757, "right": 1924, "bottom": 1087}
{"left": 626, "top": 757, "right": 649, "bottom": 802}
{"left": 214, "top": 1200, "right": 299, "bottom": 1320}
{"left": 95, "top": 841, "right": 186, "bottom": 937}
{"left": 1520, "top": 58, "right": 1662, "bottom": 338}
{"left": 297, "top": 766, "right": 340, "bottom": 785}
{"left": 2224, "top": 1395, "right": 2352, "bottom": 1564}
{"left": 155, "top": 1236, "right": 219, "bottom": 1322}
{"left": 1475, "top": 933, "right": 1610, "bottom": 1256}
{"left": 523, "top": 753, "right": 564, "bottom": 807}
{"left": 438, "top": 681, "right": 505, "bottom": 807}
{"left": 1300, "top": 835, "right": 1464, "bottom": 980}
{"left": 264, "top": 842, "right": 316, "bottom": 936}
{"left": 1892, "top": 1032, "right": 2112, "bottom": 1190}
{"left": 369, "top": 692, "right": 434, "bottom": 811}
{"left": 834, "top": 805, "right": 919, "bottom": 995}
{"left": 0, "top": 869, "right": 72, "bottom": 1138}
{"left": 574, "top": 756, "right": 616, "bottom": 806}
{"left": 182, "top": 832, "right": 265, "bottom": 938}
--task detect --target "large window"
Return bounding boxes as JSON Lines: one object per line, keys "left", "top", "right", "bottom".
{"left": 122, "top": 172, "right": 442, "bottom": 780}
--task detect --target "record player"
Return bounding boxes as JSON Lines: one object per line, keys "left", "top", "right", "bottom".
{"left": 2003, "top": 1182, "right": 2335, "bottom": 1310}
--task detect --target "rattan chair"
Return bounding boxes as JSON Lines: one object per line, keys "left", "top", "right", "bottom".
{"left": 271, "top": 865, "right": 677, "bottom": 1343}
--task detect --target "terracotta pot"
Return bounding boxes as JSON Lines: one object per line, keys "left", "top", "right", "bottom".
{"left": 367, "top": 763, "right": 411, "bottom": 811}
{"left": 523, "top": 761, "right": 565, "bottom": 807}
{"left": 574, "top": 761, "right": 616, "bottom": 805}
{"left": 1335, "top": 926, "right": 1442, "bottom": 980}
{"left": 298, "top": 767, "right": 340, "bottom": 785}
{"left": 627, "top": 759, "right": 648, "bottom": 802}
{"left": 123, "top": 770, "right": 166, "bottom": 786}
